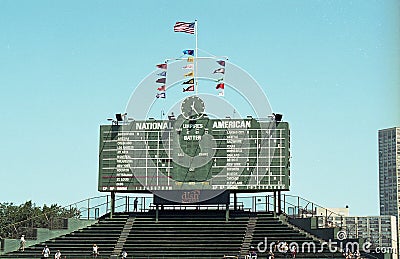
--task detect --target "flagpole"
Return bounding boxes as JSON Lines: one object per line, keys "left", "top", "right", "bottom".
{"left": 195, "top": 19, "right": 198, "bottom": 96}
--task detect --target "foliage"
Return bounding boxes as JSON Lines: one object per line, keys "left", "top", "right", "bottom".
{"left": 0, "top": 201, "right": 80, "bottom": 239}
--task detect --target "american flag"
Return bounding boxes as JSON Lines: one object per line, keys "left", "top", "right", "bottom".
{"left": 174, "top": 22, "right": 195, "bottom": 34}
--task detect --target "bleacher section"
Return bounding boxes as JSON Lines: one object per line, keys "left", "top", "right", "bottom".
{"left": 1, "top": 211, "right": 345, "bottom": 259}
{"left": 123, "top": 210, "right": 248, "bottom": 258}
{"left": 1, "top": 213, "right": 128, "bottom": 259}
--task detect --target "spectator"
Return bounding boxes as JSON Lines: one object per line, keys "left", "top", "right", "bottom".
{"left": 280, "top": 241, "right": 289, "bottom": 255}
{"left": 354, "top": 250, "right": 361, "bottom": 259}
{"left": 121, "top": 249, "right": 128, "bottom": 259}
{"left": 42, "top": 245, "right": 50, "bottom": 258}
{"left": 290, "top": 245, "right": 297, "bottom": 258}
{"left": 19, "top": 235, "right": 26, "bottom": 252}
{"left": 54, "top": 250, "right": 61, "bottom": 259}
{"left": 134, "top": 197, "right": 138, "bottom": 212}
{"left": 273, "top": 241, "right": 280, "bottom": 252}
{"left": 92, "top": 244, "right": 99, "bottom": 258}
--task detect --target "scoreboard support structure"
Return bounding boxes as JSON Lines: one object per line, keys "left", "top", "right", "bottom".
{"left": 110, "top": 191, "right": 116, "bottom": 218}
{"left": 99, "top": 118, "right": 290, "bottom": 218}
{"left": 106, "top": 190, "right": 284, "bottom": 220}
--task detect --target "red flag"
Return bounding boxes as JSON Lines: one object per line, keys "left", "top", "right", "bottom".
{"left": 216, "top": 60, "right": 226, "bottom": 66}
{"left": 216, "top": 83, "right": 224, "bottom": 89}
{"left": 156, "top": 64, "right": 167, "bottom": 69}
{"left": 157, "top": 85, "right": 166, "bottom": 91}
{"left": 156, "top": 78, "right": 166, "bottom": 83}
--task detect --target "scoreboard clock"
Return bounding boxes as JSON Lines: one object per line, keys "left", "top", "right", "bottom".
{"left": 181, "top": 96, "right": 205, "bottom": 120}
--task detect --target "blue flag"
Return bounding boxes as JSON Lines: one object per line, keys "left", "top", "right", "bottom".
{"left": 157, "top": 71, "right": 167, "bottom": 77}
{"left": 183, "top": 49, "right": 194, "bottom": 56}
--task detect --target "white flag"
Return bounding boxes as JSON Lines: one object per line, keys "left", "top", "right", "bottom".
{"left": 183, "top": 64, "right": 194, "bottom": 69}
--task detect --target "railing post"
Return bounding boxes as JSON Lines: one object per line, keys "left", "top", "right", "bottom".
{"left": 312, "top": 203, "right": 314, "bottom": 216}
{"left": 283, "top": 194, "right": 286, "bottom": 214}
{"left": 233, "top": 192, "right": 237, "bottom": 211}
{"left": 277, "top": 191, "right": 282, "bottom": 214}
{"left": 325, "top": 209, "right": 328, "bottom": 227}
{"left": 297, "top": 196, "right": 300, "bottom": 217}
{"left": 87, "top": 198, "right": 90, "bottom": 220}
{"left": 125, "top": 196, "right": 129, "bottom": 212}
{"left": 110, "top": 192, "right": 116, "bottom": 218}
{"left": 106, "top": 195, "right": 109, "bottom": 213}
{"left": 225, "top": 204, "right": 229, "bottom": 222}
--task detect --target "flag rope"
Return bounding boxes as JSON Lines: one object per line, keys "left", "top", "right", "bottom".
{"left": 195, "top": 19, "right": 198, "bottom": 96}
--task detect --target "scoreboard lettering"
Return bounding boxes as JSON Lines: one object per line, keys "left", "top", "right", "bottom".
{"left": 98, "top": 116, "right": 290, "bottom": 192}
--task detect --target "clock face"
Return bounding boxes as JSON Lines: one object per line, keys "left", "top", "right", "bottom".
{"left": 180, "top": 95, "right": 205, "bottom": 120}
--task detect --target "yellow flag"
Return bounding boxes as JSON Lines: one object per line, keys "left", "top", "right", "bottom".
{"left": 184, "top": 71, "right": 194, "bottom": 77}
{"left": 187, "top": 56, "right": 194, "bottom": 62}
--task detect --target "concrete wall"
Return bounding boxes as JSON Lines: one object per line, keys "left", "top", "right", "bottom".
{"left": 288, "top": 217, "right": 337, "bottom": 241}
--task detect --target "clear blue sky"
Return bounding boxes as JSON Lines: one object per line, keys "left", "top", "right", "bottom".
{"left": 0, "top": 0, "right": 399, "bottom": 216}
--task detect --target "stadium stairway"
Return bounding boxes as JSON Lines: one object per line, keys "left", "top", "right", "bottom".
{"left": 0, "top": 211, "right": 346, "bottom": 259}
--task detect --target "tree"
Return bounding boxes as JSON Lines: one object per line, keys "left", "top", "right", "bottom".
{"left": 0, "top": 201, "right": 80, "bottom": 239}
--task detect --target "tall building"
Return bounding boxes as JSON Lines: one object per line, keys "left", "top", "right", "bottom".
{"left": 378, "top": 127, "right": 400, "bottom": 232}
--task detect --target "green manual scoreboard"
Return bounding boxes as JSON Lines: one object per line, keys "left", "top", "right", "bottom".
{"left": 98, "top": 115, "right": 290, "bottom": 193}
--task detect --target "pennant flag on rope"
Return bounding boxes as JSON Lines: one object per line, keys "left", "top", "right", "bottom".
{"left": 174, "top": 22, "right": 195, "bottom": 34}
{"left": 187, "top": 56, "right": 194, "bottom": 62}
{"left": 157, "top": 85, "right": 166, "bottom": 91}
{"left": 156, "top": 63, "right": 167, "bottom": 69}
{"left": 216, "top": 60, "right": 226, "bottom": 67}
{"left": 183, "top": 49, "right": 194, "bottom": 56}
{"left": 218, "top": 91, "right": 224, "bottom": 97}
{"left": 216, "top": 83, "right": 225, "bottom": 89}
{"left": 184, "top": 71, "right": 194, "bottom": 77}
{"left": 182, "top": 78, "right": 194, "bottom": 85}
{"left": 157, "top": 71, "right": 167, "bottom": 77}
{"left": 214, "top": 78, "right": 223, "bottom": 82}
{"left": 156, "top": 78, "right": 166, "bottom": 84}
{"left": 213, "top": 68, "right": 225, "bottom": 74}
{"left": 183, "top": 85, "right": 195, "bottom": 92}
{"left": 156, "top": 92, "right": 166, "bottom": 98}
{"left": 183, "top": 64, "right": 194, "bottom": 69}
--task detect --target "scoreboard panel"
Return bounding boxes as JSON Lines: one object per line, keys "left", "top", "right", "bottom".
{"left": 98, "top": 116, "right": 290, "bottom": 192}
